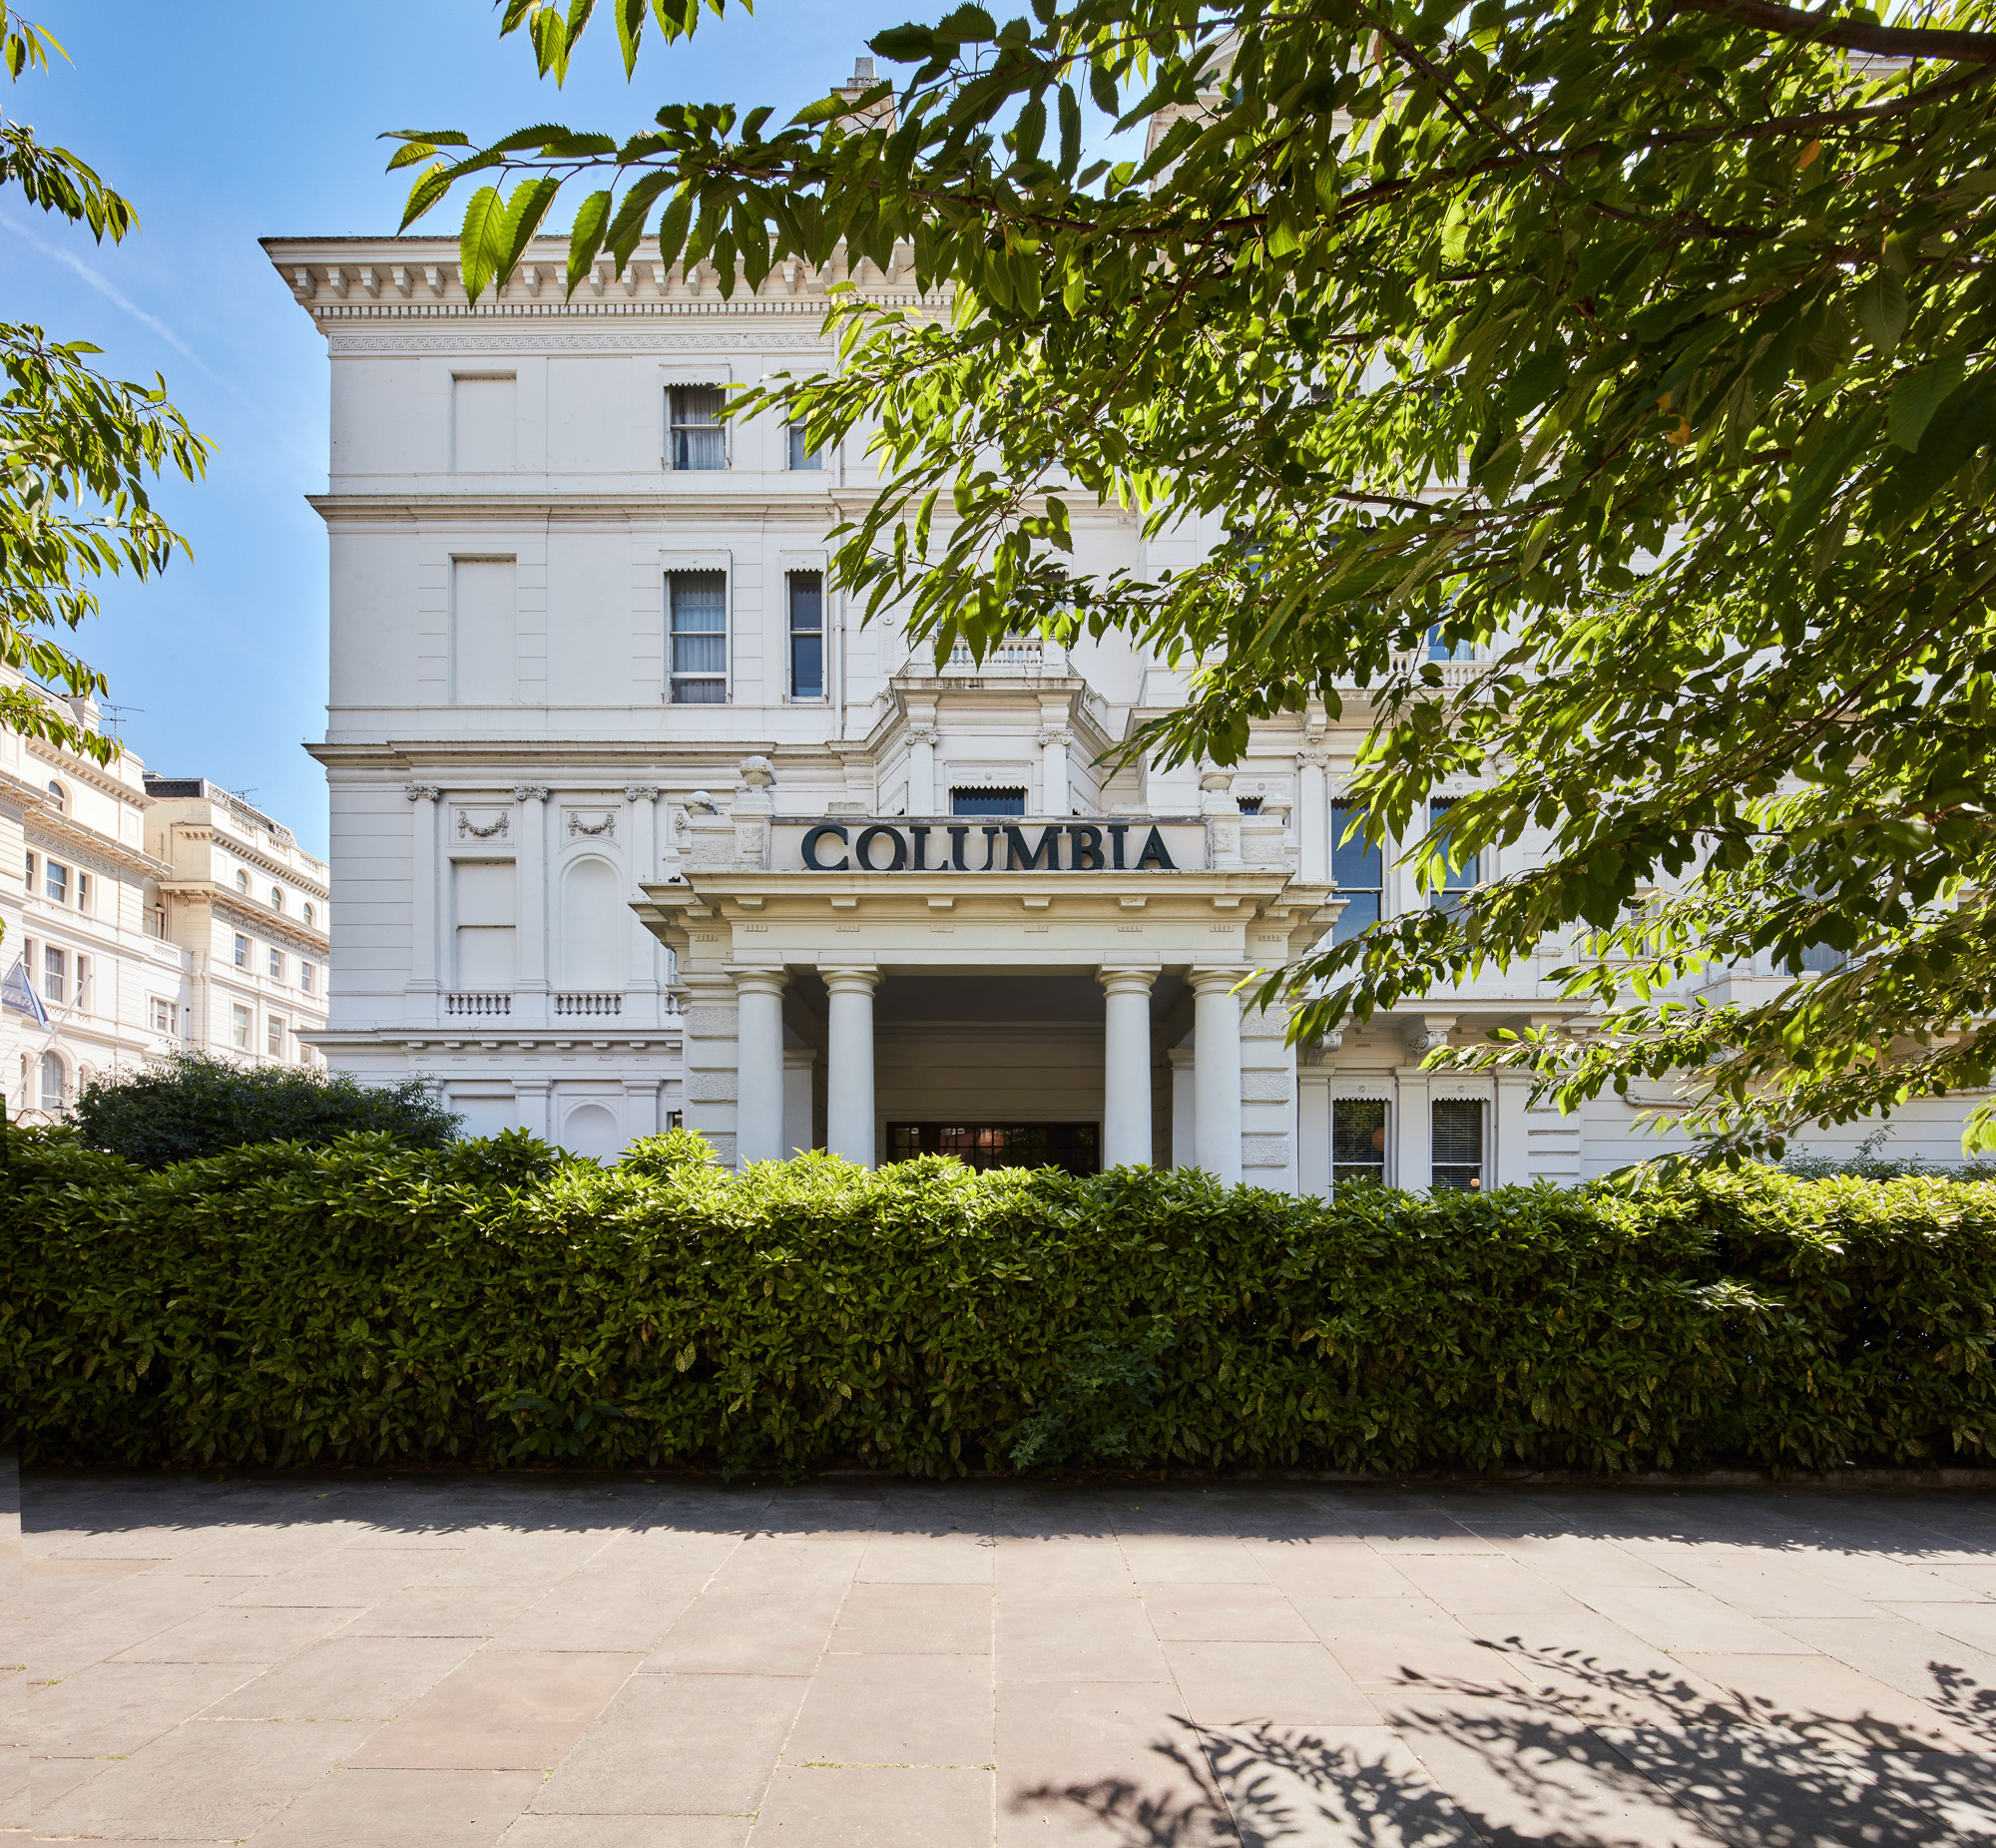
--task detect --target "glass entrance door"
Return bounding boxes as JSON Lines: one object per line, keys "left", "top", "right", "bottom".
{"left": 887, "top": 1122, "right": 1101, "bottom": 1176}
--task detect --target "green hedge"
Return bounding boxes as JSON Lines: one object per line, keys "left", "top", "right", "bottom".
{"left": 4, "top": 1125, "right": 1993, "bottom": 1476}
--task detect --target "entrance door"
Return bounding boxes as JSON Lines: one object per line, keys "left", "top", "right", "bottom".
{"left": 887, "top": 1122, "right": 1100, "bottom": 1176}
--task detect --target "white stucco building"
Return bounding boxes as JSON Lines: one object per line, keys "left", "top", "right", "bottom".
{"left": 262, "top": 212, "right": 1978, "bottom": 1182}
{"left": 1, "top": 675, "right": 330, "bottom": 1121}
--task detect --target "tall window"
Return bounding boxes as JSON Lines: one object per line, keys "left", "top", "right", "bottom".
{"left": 75, "top": 873, "right": 90, "bottom": 913}
{"left": 73, "top": 955, "right": 89, "bottom": 1012}
{"left": 668, "top": 387, "right": 726, "bottom": 470}
{"left": 300, "top": 961, "right": 316, "bottom": 995}
{"left": 1432, "top": 1099, "right": 1485, "bottom": 1191}
{"left": 951, "top": 788, "right": 1026, "bottom": 817}
{"left": 38, "top": 1051, "right": 63, "bottom": 1113}
{"left": 234, "top": 934, "right": 250, "bottom": 968}
{"left": 23, "top": 850, "right": 34, "bottom": 890}
{"left": 233, "top": 1004, "right": 252, "bottom": 1050}
{"left": 45, "top": 779, "right": 65, "bottom": 811}
{"left": 45, "top": 860, "right": 68, "bottom": 904}
{"left": 787, "top": 572, "right": 824, "bottom": 699}
{"left": 41, "top": 945, "right": 65, "bottom": 1005}
{"left": 303, "top": 903, "right": 316, "bottom": 929}
{"left": 268, "top": 947, "right": 284, "bottom": 981}
{"left": 269, "top": 885, "right": 283, "bottom": 911}
{"left": 1427, "top": 798, "right": 1479, "bottom": 911}
{"left": 1331, "top": 1098, "right": 1388, "bottom": 1186}
{"left": 1332, "top": 801, "right": 1383, "bottom": 943}
{"left": 267, "top": 1014, "right": 286, "bottom": 1056}
{"left": 668, "top": 572, "right": 728, "bottom": 704}
{"left": 1426, "top": 624, "right": 1475, "bottom": 662}
{"left": 152, "top": 997, "right": 179, "bottom": 1035}
{"left": 235, "top": 869, "right": 250, "bottom": 893}
{"left": 786, "top": 423, "right": 822, "bottom": 470}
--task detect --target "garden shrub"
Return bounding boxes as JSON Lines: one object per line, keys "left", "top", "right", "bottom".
{"left": 68, "top": 1051, "right": 460, "bottom": 1168}
{"left": 2, "top": 1124, "right": 1993, "bottom": 1477}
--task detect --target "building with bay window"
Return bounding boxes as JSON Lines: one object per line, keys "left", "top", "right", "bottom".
{"left": 262, "top": 209, "right": 1980, "bottom": 1182}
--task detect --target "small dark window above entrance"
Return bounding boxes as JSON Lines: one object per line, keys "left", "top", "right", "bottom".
{"left": 888, "top": 1122, "right": 1100, "bottom": 1176}
{"left": 950, "top": 787, "right": 1026, "bottom": 817}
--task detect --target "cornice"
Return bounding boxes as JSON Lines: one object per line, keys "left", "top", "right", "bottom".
{"left": 162, "top": 822, "right": 328, "bottom": 892}
{"left": 304, "top": 492, "right": 860, "bottom": 523}
{"left": 160, "top": 880, "right": 330, "bottom": 953}
{"left": 4, "top": 774, "right": 171, "bottom": 881}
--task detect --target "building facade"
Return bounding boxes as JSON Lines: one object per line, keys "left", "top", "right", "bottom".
{"left": 263, "top": 224, "right": 1980, "bottom": 1182}
{"left": 1, "top": 676, "right": 330, "bottom": 1121}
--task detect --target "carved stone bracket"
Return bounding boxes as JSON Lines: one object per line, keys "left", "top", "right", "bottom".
{"left": 514, "top": 784, "right": 551, "bottom": 804}
{"left": 404, "top": 783, "right": 441, "bottom": 803}
{"left": 624, "top": 784, "right": 661, "bottom": 803}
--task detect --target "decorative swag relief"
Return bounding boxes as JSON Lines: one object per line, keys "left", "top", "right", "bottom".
{"left": 455, "top": 810, "right": 509, "bottom": 840}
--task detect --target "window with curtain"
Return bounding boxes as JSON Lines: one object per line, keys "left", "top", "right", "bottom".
{"left": 232, "top": 1005, "right": 252, "bottom": 1050}
{"left": 1431, "top": 1099, "right": 1485, "bottom": 1191}
{"left": 668, "top": 387, "right": 726, "bottom": 469}
{"left": 1332, "top": 800, "right": 1384, "bottom": 943}
{"left": 41, "top": 944, "right": 65, "bottom": 1004}
{"left": 267, "top": 1015, "right": 286, "bottom": 1055}
{"left": 45, "top": 860, "right": 68, "bottom": 903}
{"left": 669, "top": 572, "right": 728, "bottom": 703}
{"left": 38, "top": 1051, "right": 63, "bottom": 1113}
{"left": 787, "top": 423, "right": 822, "bottom": 470}
{"left": 1331, "top": 1098, "right": 1388, "bottom": 1185}
{"left": 788, "top": 571, "right": 823, "bottom": 699}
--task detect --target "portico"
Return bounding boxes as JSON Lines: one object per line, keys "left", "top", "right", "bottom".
{"left": 637, "top": 811, "right": 1336, "bottom": 1178}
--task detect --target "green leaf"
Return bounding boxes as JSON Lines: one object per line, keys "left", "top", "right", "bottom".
{"left": 1888, "top": 356, "right": 1966, "bottom": 453}
{"left": 1856, "top": 273, "right": 1908, "bottom": 354}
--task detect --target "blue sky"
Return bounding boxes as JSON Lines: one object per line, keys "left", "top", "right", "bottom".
{"left": 4, "top": 0, "right": 884, "bottom": 855}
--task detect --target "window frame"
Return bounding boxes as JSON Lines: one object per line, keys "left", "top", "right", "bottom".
{"left": 786, "top": 570, "right": 825, "bottom": 702}
{"left": 266, "top": 1013, "right": 286, "bottom": 1056}
{"left": 38, "top": 1049, "right": 64, "bottom": 1113}
{"left": 151, "top": 996, "right": 179, "bottom": 1036}
{"left": 1426, "top": 796, "right": 1481, "bottom": 911}
{"left": 665, "top": 385, "right": 729, "bottom": 471}
{"left": 667, "top": 570, "right": 730, "bottom": 705}
{"left": 300, "top": 961, "right": 316, "bottom": 995}
{"left": 1330, "top": 1096, "right": 1390, "bottom": 1187}
{"left": 267, "top": 946, "right": 284, "bottom": 981}
{"left": 1430, "top": 1097, "right": 1486, "bottom": 1192}
{"left": 1331, "top": 799, "right": 1385, "bottom": 943}
{"left": 234, "top": 933, "right": 250, "bottom": 968}
{"left": 44, "top": 859, "right": 69, "bottom": 904}
{"left": 41, "top": 943, "right": 65, "bottom": 1005}
{"left": 232, "top": 1003, "right": 252, "bottom": 1051}
{"left": 785, "top": 422, "right": 823, "bottom": 471}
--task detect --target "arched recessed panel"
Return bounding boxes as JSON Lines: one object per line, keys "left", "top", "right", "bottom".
{"left": 559, "top": 856, "right": 623, "bottom": 989}
{"left": 561, "top": 1102, "right": 622, "bottom": 1161}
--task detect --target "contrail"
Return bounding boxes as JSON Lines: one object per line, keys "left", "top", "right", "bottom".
{"left": 0, "top": 207, "right": 225, "bottom": 384}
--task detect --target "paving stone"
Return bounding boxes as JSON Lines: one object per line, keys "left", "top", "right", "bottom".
{"left": 1878, "top": 1600, "right": 1996, "bottom": 1655}
{"left": 531, "top": 1673, "right": 805, "bottom": 1814}
{"left": 784, "top": 1652, "right": 993, "bottom": 1766}
{"left": 831, "top": 1583, "right": 993, "bottom": 1655}
{"left": 203, "top": 1634, "right": 476, "bottom": 1720}
{"left": 751, "top": 1765, "right": 993, "bottom": 1845}
{"left": 227, "top": 1548, "right": 456, "bottom": 1607}
{"left": 1577, "top": 1586, "right": 1821, "bottom": 1654}
{"left": 500, "top": 1819, "right": 752, "bottom": 1846}
{"left": 30, "top": 1716, "right": 376, "bottom": 1841}
{"left": 344, "top": 1586, "right": 551, "bottom": 1638}
{"left": 701, "top": 1536, "right": 865, "bottom": 1596}
{"left": 1663, "top": 1649, "right": 1987, "bottom": 1752}
{"left": 345, "top": 1650, "right": 635, "bottom": 1770}
{"left": 997, "top": 1597, "right": 1171, "bottom": 1683}
{"left": 244, "top": 1766, "right": 544, "bottom": 1846}
{"left": 112, "top": 1602, "right": 365, "bottom": 1664}
{"left": 856, "top": 1530, "right": 996, "bottom": 1584}
{"left": 1138, "top": 1584, "right": 1317, "bottom": 1642}
{"left": 995, "top": 1679, "right": 1234, "bottom": 1847}
{"left": 1200, "top": 1719, "right": 1483, "bottom": 1848}
{"left": 1117, "top": 1535, "right": 1268, "bottom": 1584}
{"left": 1297, "top": 1599, "right": 1528, "bottom": 1696}
{"left": 644, "top": 1590, "right": 844, "bottom": 1676}
{"left": 1775, "top": 1614, "right": 1996, "bottom": 1714}
{"left": 486, "top": 1573, "right": 705, "bottom": 1654}
{"left": 1162, "top": 1640, "right": 1376, "bottom": 1726}
{"left": 1388, "top": 1556, "right": 1592, "bottom": 1616}
{"left": 27, "top": 1660, "right": 258, "bottom": 1755}
{"left": 1238, "top": 1540, "right": 1422, "bottom": 1601}
{"left": 993, "top": 1538, "right": 1136, "bottom": 1600}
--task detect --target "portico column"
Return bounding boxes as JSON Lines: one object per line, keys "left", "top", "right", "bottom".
{"left": 1097, "top": 965, "right": 1157, "bottom": 1168}
{"left": 823, "top": 965, "right": 880, "bottom": 1166}
{"left": 1191, "top": 966, "right": 1246, "bottom": 1184}
{"left": 732, "top": 966, "right": 788, "bottom": 1166}
{"left": 625, "top": 785, "right": 663, "bottom": 1023}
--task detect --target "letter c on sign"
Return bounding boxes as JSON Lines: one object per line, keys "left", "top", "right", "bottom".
{"left": 801, "top": 824, "right": 849, "bottom": 871}
{"left": 854, "top": 824, "right": 909, "bottom": 871}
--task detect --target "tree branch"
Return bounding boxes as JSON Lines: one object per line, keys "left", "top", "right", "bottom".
{"left": 1674, "top": 0, "right": 1996, "bottom": 64}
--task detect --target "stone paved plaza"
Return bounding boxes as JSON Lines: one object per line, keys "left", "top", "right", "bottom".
{"left": 9, "top": 1463, "right": 1996, "bottom": 1845}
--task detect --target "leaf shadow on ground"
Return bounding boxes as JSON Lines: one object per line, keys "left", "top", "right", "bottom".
{"left": 1009, "top": 1639, "right": 1996, "bottom": 1846}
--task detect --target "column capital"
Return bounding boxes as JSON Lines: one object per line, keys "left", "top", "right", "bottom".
{"left": 1188, "top": 964, "right": 1250, "bottom": 995}
{"left": 1096, "top": 965, "right": 1159, "bottom": 995}
{"left": 624, "top": 784, "right": 661, "bottom": 803}
{"left": 404, "top": 782, "right": 441, "bottom": 803}
{"left": 513, "top": 784, "right": 551, "bottom": 804}
{"left": 729, "top": 965, "right": 789, "bottom": 998}
{"left": 820, "top": 964, "right": 881, "bottom": 994}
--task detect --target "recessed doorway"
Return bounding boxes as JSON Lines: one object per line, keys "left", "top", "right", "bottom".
{"left": 886, "top": 1121, "right": 1101, "bottom": 1176}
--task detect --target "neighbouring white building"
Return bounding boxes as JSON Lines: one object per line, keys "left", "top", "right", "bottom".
{"left": 262, "top": 198, "right": 1980, "bottom": 1181}
{"left": 1, "top": 674, "right": 331, "bottom": 1122}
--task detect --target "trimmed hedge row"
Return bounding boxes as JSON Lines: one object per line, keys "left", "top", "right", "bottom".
{"left": 4, "top": 1125, "right": 1994, "bottom": 1476}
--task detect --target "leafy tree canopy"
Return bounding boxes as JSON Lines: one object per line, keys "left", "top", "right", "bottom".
{"left": 398, "top": 0, "right": 1996, "bottom": 1162}
{"left": 1, "top": 5, "right": 209, "bottom": 764}
{"left": 68, "top": 1050, "right": 461, "bottom": 1169}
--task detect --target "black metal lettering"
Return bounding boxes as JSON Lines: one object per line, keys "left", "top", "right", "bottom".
{"left": 1135, "top": 825, "right": 1176, "bottom": 871}
{"left": 854, "top": 824, "right": 908, "bottom": 871}
{"left": 1005, "top": 824, "right": 1063, "bottom": 871}
{"left": 909, "top": 824, "right": 932, "bottom": 870}
{"left": 801, "top": 824, "right": 849, "bottom": 871}
{"left": 1108, "top": 822, "right": 1130, "bottom": 869}
{"left": 980, "top": 824, "right": 1004, "bottom": 869}
{"left": 948, "top": 825, "right": 972, "bottom": 871}
{"left": 1067, "top": 824, "right": 1105, "bottom": 870}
